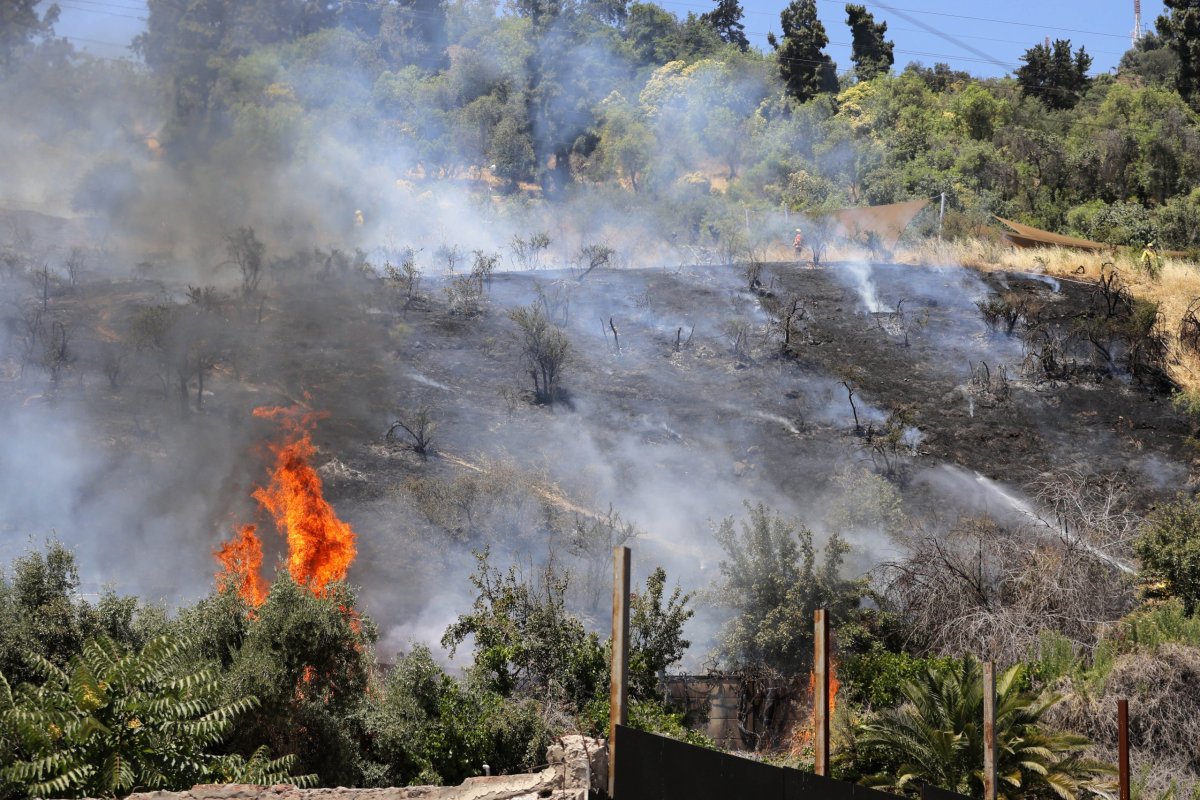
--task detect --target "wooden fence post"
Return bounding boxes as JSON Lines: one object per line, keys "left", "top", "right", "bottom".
{"left": 814, "top": 608, "right": 830, "bottom": 776}
{"left": 1118, "top": 698, "right": 1130, "bottom": 800}
{"left": 608, "top": 546, "right": 631, "bottom": 797}
{"left": 983, "top": 661, "right": 997, "bottom": 800}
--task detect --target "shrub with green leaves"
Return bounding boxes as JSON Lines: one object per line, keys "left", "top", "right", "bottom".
{"left": 442, "top": 549, "right": 606, "bottom": 712}
{"left": 710, "top": 502, "right": 865, "bottom": 675}
{"left": 1137, "top": 495, "right": 1200, "bottom": 614}
{"left": 0, "top": 634, "right": 310, "bottom": 799}
{"left": 845, "top": 657, "right": 1112, "bottom": 799}
{"left": 364, "top": 645, "right": 552, "bottom": 786}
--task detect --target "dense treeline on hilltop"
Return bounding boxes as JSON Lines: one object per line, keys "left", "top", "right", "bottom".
{"left": 4, "top": 0, "right": 1200, "bottom": 249}
{"left": 8, "top": 0, "right": 1200, "bottom": 249}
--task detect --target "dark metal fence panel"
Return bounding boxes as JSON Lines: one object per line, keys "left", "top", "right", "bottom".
{"left": 615, "top": 726, "right": 972, "bottom": 800}
{"left": 613, "top": 726, "right": 665, "bottom": 800}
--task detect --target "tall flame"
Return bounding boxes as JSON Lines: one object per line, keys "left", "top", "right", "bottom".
{"left": 251, "top": 405, "right": 357, "bottom": 595}
{"left": 215, "top": 405, "right": 357, "bottom": 605}
{"left": 215, "top": 524, "right": 268, "bottom": 606}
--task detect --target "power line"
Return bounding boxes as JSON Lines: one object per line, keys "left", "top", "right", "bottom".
{"left": 56, "top": 3, "right": 146, "bottom": 20}
{"left": 816, "top": 0, "right": 1137, "bottom": 40}
{"left": 60, "top": 0, "right": 147, "bottom": 13}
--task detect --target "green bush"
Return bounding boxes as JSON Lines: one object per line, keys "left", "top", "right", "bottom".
{"left": 364, "top": 645, "right": 552, "bottom": 786}
{"left": 0, "top": 635, "right": 310, "bottom": 799}
{"left": 1136, "top": 495, "right": 1200, "bottom": 614}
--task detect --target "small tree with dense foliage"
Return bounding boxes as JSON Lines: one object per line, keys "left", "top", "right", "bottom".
{"left": 710, "top": 502, "right": 864, "bottom": 675}
{"left": 441, "top": 549, "right": 606, "bottom": 713}
{"left": 629, "top": 567, "right": 694, "bottom": 700}
{"left": 217, "top": 576, "right": 377, "bottom": 787}
{"left": 365, "top": 645, "right": 552, "bottom": 786}
{"left": 1136, "top": 494, "right": 1200, "bottom": 614}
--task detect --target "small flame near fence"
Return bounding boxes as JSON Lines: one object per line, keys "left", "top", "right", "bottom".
{"left": 789, "top": 658, "right": 840, "bottom": 756}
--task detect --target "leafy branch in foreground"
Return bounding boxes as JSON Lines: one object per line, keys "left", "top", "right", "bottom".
{"left": 0, "top": 634, "right": 313, "bottom": 798}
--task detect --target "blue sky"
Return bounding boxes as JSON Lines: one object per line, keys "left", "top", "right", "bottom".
{"left": 46, "top": 0, "right": 1164, "bottom": 78}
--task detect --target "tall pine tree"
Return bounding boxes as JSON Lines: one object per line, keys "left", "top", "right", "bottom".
{"left": 774, "top": 0, "right": 837, "bottom": 103}
{"left": 700, "top": 0, "right": 749, "bottom": 52}
{"left": 1158, "top": 0, "right": 1200, "bottom": 110}
{"left": 1015, "top": 39, "right": 1092, "bottom": 110}
{"left": 846, "top": 4, "right": 893, "bottom": 82}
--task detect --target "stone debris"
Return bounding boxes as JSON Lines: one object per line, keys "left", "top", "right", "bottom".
{"left": 88, "top": 736, "right": 605, "bottom": 800}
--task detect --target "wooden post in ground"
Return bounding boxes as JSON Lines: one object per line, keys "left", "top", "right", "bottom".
{"left": 983, "top": 661, "right": 997, "bottom": 800}
{"left": 608, "top": 546, "right": 631, "bottom": 797}
{"left": 1118, "top": 699, "right": 1130, "bottom": 800}
{"left": 814, "top": 608, "right": 830, "bottom": 777}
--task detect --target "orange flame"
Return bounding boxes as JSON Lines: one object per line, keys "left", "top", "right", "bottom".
{"left": 790, "top": 657, "right": 840, "bottom": 756}
{"left": 250, "top": 405, "right": 357, "bottom": 596}
{"left": 214, "top": 405, "right": 357, "bottom": 605}
{"left": 215, "top": 524, "right": 268, "bottom": 606}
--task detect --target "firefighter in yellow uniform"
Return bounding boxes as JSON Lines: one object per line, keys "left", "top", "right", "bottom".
{"left": 354, "top": 209, "right": 365, "bottom": 228}
{"left": 1140, "top": 240, "right": 1160, "bottom": 276}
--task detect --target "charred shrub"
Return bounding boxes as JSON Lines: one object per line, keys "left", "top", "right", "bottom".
{"left": 1094, "top": 265, "right": 1134, "bottom": 319}
{"left": 975, "top": 292, "right": 1026, "bottom": 335}
{"left": 386, "top": 406, "right": 436, "bottom": 460}
{"left": 509, "top": 304, "right": 572, "bottom": 405}
{"left": 863, "top": 405, "right": 919, "bottom": 483}
{"left": 765, "top": 293, "right": 809, "bottom": 354}
{"left": 1122, "top": 299, "right": 1171, "bottom": 390}
{"left": 1180, "top": 299, "right": 1200, "bottom": 356}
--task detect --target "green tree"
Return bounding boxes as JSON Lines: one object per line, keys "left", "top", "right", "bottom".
{"left": 1015, "top": 39, "right": 1093, "bottom": 110}
{"left": 845, "top": 4, "right": 893, "bottom": 82}
{"left": 710, "top": 502, "right": 863, "bottom": 675}
{"left": 0, "top": 0, "right": 59, "bottom": 71}
{"left": 364, "top": 645, "right": 551, "bottom": 786}
{"left": 1158, "top": 0, "right": 1200, "bottom": 109}
{"left": 379, "top": 0, "right": 449, "bottom": 72}
{"left": 0, "top": 542, "right": 165, "bottom": 689}
{"left": 773, "top": 0, "right": 838, "bottom": 103}
{"left": 489, "top": 106, "right": 537, "bottom": 191}
{"left": 1118, "top": 32, "right": 1181, "bottom": 87}
{"left": 700, "top": 0, "right": 749, "bottom": 51}
{"left": 1136, "top": 494, "right": 1200, "bottom": 614}
{"left": 849, "top": 658, "right": 1112, "bottom": 800}
{"left": 628, "top": 567, "right": 693, "bottom": 700}
{"left": 441, "top": 550, "right": 606, "bottom": 713}
{"left": 215, "top": 576, "right": 377, "bottom": 786}
{"left": 594, "top": 93, "right": 655, "bottom": 191}
{"left": 0, "top": 635, "right": 306, "bottom": 798}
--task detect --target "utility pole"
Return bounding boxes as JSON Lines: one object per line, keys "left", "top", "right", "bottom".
{"left": 938, "top": 192, "right": 946, "bottom": 240}
{"left": 813, "top": 608, "right": 830, "bottom": 776}
{"left": 1133, "top": 0, "right": 1144, "bottom": 48}
{"left": 983, "top": 662, "right": 997, "bottom": 800}
{"left": 608, "top": 546, "right": 631, "bottom": 797}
